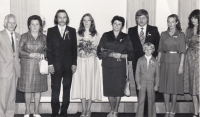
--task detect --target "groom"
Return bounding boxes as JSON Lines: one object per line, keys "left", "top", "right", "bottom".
{"left": 47, "top": 9, "right": 77, "bottom": 117}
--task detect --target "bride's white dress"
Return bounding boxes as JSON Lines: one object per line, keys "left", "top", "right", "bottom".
{"left": 71, "top": 33, "right": 102, "bottom": 101}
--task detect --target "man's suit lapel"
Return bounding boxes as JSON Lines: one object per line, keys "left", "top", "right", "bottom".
{"left": 2, "top": 29, "right": 12, "bottom": 52}
{"left": 55, "top": 26, "right": 62, "bottom": 39}
{"left": 145, "top": 25, "right": 150, "bottom": 43}
{"left": 14, "top": 32, "right": 20, "bottom": 54}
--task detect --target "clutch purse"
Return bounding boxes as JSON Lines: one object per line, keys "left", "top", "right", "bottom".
{"left": 39, "top": 54, "right": 48, "bottom": 74}
{"left": 124, "top": 55, "right": 131, "bottom": 97}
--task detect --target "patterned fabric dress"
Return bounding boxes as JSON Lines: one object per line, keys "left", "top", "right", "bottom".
{"left": 71, "top": 33, "right": 102, "bottom": 101}
{"left": 17, "top": 31, "right": 48, "bottom": 92}
{"left": 183, "top": 28, "right": 199, "bottom": 95}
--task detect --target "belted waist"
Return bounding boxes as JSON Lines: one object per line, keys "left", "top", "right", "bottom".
{"left": 163, "top": 51, "right": 179, "bottom": 53}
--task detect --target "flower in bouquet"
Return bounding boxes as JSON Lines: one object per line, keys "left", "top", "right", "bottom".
{"left": 77, "top": 39, "right": 97, "bottom": 57}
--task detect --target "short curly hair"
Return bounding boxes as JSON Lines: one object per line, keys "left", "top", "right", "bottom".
{"left": 111, "top": 16, "right": 125, "bottom": 29}
{"left": 27, "top": 15, "right": 43, "bottom": 32}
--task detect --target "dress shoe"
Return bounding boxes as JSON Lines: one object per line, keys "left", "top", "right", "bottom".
{"left": 60, "top": 114, "right": 69, "bottom": 117}
{"left": 51, "top": 114, "right": 59, "bottom": 117}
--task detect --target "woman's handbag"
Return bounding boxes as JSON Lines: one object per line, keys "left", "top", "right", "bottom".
{"left": 124, "top": 55, "right": 131, "bottom": 97}
{"left": 39, "top": 54, "right": 48, "bottom": 74}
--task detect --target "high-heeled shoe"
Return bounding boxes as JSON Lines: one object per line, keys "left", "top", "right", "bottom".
{"left": 169, "top": 112, "right": 175, "bottom": 117}
{"left": 107, "top": 111, "right": 114, "bottom": 117}
{"left": 33, "top": 113, "right": 41, "bottom": 117}
{"left": 193, "top": 113, "right": 199, "bottom": 117}
{"left": 164, "top": 112, "right": 170, "bottom": 117}
{"left": 113, "top": 111, "right": 118, "bottom": 117}
{"left": 80, "top": 111, "right": 85, "bottom": 117}
{"left": 24, "top": 114, "right": 30, "bottom": 117}
{"left": 85, "top": 111, "right": 91, "bottom": 117}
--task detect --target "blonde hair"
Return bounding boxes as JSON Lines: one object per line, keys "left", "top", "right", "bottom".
{"left": 143, "top": 42, "right": 155, "bottom": 52}
{"left": 4, "top": 14, "right": 16, "bottom": 28}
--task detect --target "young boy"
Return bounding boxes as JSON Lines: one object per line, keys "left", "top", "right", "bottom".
{"left": 135, "top": 42, "right": 159, "bottom": 117}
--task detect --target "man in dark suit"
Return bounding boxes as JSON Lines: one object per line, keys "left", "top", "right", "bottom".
{"left": 47, "top": 9, "right": 77, "bottom": 117}
{"left": 128, "top": 9, "right": 160, "bottom": 117}
{"left": 128, "top": 9, "right": 160, "bottom": 78}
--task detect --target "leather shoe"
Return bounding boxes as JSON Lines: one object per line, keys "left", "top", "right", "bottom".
{"left": 51, "top": 114, "right": 59, "bottom": 117}
{"left": 60, "top": 114, "right": 69, "bottom": 117}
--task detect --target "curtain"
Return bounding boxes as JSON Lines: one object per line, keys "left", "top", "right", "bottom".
{"left": 126, "top": 0, "right": 157, "bottom": 29}
{"left": 178, "top": 0, "right": 200, "bottom": 32}
{"left": 10, "top": 0, "right": 40, "bottom": 34}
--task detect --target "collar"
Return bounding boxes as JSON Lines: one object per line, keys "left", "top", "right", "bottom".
{"left": 5, "top": 29, "right": 14, "bottom": 35}
{"left": 58, "top": 25, "right": 66, "bottom": 31}
{"left": 138, "top": 24, "right": 147, "bottom": 30}
{"left": 145, "top": 55, "right": 152, "bottom": 59}
{"left": 167, "top": 28, "right": 180, "bottom": 36}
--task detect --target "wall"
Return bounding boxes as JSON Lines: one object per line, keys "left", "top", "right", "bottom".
{"left": 0, "top": 0, "right": 10, "bottom": 30}
{"left": 156, "top": 0, "right": 178, "bottom": 33}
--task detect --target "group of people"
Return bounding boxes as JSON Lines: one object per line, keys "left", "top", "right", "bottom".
{"left": 0, "top": 8, "right": 199, "bottom": 117}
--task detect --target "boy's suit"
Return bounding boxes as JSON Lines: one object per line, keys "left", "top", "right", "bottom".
{"left": 135, "top": 56, "right": 159, "bottom": 117}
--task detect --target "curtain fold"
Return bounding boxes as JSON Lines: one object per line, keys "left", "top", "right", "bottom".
{"left": 10, "top": 0, "right": 40, "bottom": 34}
{"left": 126, "top": 0, "right": 157, "bottom": 29}
{"left": 178, "top": 0, "right": 199, "bottom": 32}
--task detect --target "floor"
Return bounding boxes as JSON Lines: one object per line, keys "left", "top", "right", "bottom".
{"left": 14, "top": 113, "right": 194, "bottom": 117}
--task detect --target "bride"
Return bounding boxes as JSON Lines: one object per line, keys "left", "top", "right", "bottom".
{"left": 71, "top": 13, "right": 102, "bottom": 117}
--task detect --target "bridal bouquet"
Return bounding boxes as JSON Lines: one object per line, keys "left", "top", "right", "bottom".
{"left": 77, "top": 39, "right": 97, "bottom": 58}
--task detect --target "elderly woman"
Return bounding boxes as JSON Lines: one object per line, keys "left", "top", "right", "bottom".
{"left": 183, "top": 9, "right": 200, "bottom": 117}
{"left": 17, "top": 15, "right": 47, "bottom": 117}
{"left": 97, "top": 16, "right": 134, "bottom": 117}
{"left": 158, "top": 14, "right": 186, "bottom": 117}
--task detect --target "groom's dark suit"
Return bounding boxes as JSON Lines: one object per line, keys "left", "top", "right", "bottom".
{"left": 47, "top": 25, "right": 77, "bottom": 116}
{"left": 128, "top": 25, "right": 160, "bottom": 77}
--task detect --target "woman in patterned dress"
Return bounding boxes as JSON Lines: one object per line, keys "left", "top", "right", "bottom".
{"left": 158, "top": 14, "right": 186, "bottom": 117}
{"left": 183, "top": 9, "right": 200, "bottom": 117}
{"left": 17, "top": 15, "right": 47, "bottom": 117}
{"left": 71, "top": 13, "right": 101, "bottom": 117}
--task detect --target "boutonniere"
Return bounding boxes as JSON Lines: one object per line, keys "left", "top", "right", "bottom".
{"left": 16, "top": 38, "right": 19, "bottom": 41}
{"left": 147, "top": 32, "right": 151, "bottom": 36}
{"left": 150, "top": 60, "right": 154, "bottom": 65}
{"left": 119, "top": 39, "right": 123, "bottom": 42}
{"left": 64, "top": 30, "right": 70, "bottom": 40}
{"left": 173, "top": 35, "right": 178, "bottom": 39}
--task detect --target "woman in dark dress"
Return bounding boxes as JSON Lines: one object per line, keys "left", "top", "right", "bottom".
{"left": 183, "top": 9, "right": 200, "bottom": 117}
{"left": 158, "top": 14, "right": 186, "bottom": 117}
{"left": 17, "top": 15, "right": 47, "bottom": 117}
{"left": 97, "top": 16, "right": 134, "bottom": 117}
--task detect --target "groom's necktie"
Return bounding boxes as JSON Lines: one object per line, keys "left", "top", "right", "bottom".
{"left": 140, "top": 27, "right": 145, "bottom": 45}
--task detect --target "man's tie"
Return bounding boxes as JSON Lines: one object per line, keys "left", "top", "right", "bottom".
{"left": 11, "top": 32, "right": 15, "bottom": 52}
{"left": 140, "top": 28, "right": 145, "bottom": 45}
{"left": 61, "top": 28, "right": 64, "bottom": 38}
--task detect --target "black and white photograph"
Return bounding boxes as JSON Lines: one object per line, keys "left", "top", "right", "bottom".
{"left": 0, "top": 0, "right": 199, "bottom": 117}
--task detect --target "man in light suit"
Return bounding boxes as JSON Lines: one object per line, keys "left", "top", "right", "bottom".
{"left": 0, "top": 14, "right": 21, "bottom": 117}
{"left": 135, "top": 42, "right": 159, "bottom": 117}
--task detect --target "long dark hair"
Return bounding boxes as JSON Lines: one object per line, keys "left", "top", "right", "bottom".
{"left": 167, "top": 14, "right": 182, "bottom": 31}
{"left": 188, "top": 9, "right": 200, "bottom": 34}
{"left": 54, "top": 9, "right": 70, "bottom": 25}
{"left": 78, "top": 13, "right": 97, "bottom": 37}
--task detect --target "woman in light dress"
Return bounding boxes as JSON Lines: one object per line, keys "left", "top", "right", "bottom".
{"left": 71, "top": 13, "right": 102, "bottom": 117}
